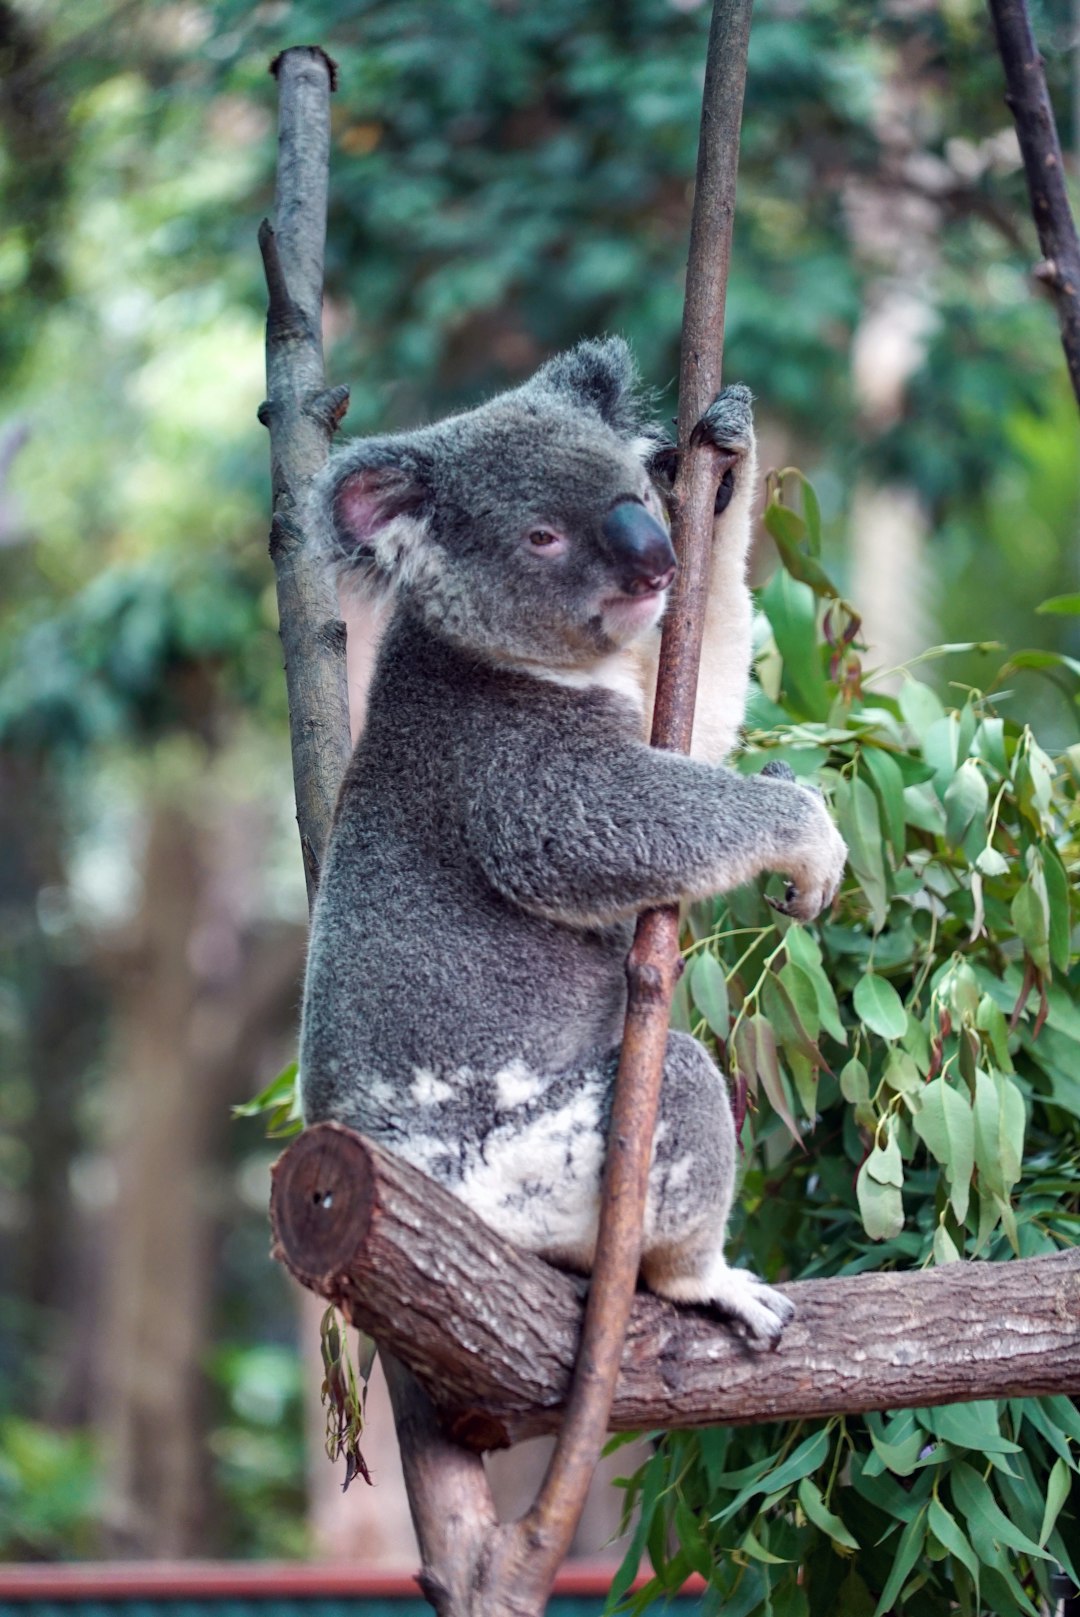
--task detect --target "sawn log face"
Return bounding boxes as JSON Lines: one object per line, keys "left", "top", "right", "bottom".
{"left": 271, "top": 1122, "right": 1080, "bottom": 1452}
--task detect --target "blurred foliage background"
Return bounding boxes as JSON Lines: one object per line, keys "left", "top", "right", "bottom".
{"left": 0, "top": 0, "right": 1078, "bottom": 1584}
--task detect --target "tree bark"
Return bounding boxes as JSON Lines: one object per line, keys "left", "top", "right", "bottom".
{"left": 987, "top": 0, "right": 1080, "bottom": 409}
{"left": 258, "top": 46, "right": 351, "bottom": 901}
{"left": 272, "top": 1125, "right": 1080, "bottom": 1449}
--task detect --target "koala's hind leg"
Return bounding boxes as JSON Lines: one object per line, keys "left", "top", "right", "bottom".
{"left": 641, "top": 1031, "right": 795, "bottom": 1347}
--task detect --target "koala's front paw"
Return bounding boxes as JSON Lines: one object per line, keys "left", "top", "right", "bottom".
{"left": 690, "top": 383, "right": 754, "bottom": 516}
{"left": 769, "top": 788, "right": 847, "bottom": 922}
{"left": 692, "top": 381, "right": 754, "bottom": 455}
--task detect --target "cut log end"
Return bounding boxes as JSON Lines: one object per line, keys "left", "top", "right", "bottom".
{"left": 270, "top": 1121, "right": 376, "bottom": 1286}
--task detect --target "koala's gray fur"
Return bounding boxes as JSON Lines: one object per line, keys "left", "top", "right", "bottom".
{"left": 299, "top": 338, "right": 846, "bottom": 1346}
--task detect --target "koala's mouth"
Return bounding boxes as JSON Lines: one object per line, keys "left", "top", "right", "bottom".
{"left": 598, "top": 587, "right": 670, "bottom": 640}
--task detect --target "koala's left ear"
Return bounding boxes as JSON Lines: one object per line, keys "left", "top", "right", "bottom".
{"left": 311, "top": 440, "right": 432, "bottom": 596}
{"left": 529, "top": 336, "right": 643, "bottom": 436}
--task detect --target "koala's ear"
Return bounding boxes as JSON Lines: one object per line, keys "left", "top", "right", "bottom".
{"left": 529, "top": 336, "right": 643, "bottom": 435}
{"left": 313, "top": 445, "right": 431, "bottom": 594}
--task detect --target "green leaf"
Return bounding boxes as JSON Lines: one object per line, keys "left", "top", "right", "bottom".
{"left": 734, "top": 1015, "right": 802, "bottom": 1147}
{"left": 857, "top": 1157, "right": 904, "bottom": 1240}
{"left": 860, "top": 746, "right": 906, "bottom": 865}
{"left": 950, "top": 1460, "right": 1053, "bottom": 1561}
{"left": 976, "top": 844, "right": 1009, "bottom": 877}
{"left": 911, "top": 1078, "right": 975, "bottom": 1223}
{"left": 713, "top": 1426, "right": 832, "bottom": 1521}
{"left": 798, "top": 1476, "right": 859, "bottom": 1550}
{"left": 840, "top": 1057, "right": 869, "bottom": 1105}
{"left": 899, "top": 679, "right": 945, "bottom": 739}
{"left": 760, "top": 568, "right": 831, "bottom": 720}
{"left": 1042, "top": 842, "right": 1072, "bottom": 974}
{"left": 1039, "top": 1456, "right": 1070, "bottom": 1547}
{"left": 944, "top": 759, "right": 989, "bottom": 849}
{"left": 232, "top": 1061, "right": 302, "bottom": 1137}
{"left": 690, "top": 951, "right": 730, "bottom": 1040}
{"left": 975, "top": 1069, "right": 1026, "bottom": 1196}
{"left": 873, "top": 1506, "right": 927, "bottom": 1617}
{"left": 1036, "top": 592, "right": 1080, "bottom": 614}
{"left": 853, "top": 972, "right": 907, "bottom": 1040}
{"left": 933, "top": 1223, "right": 961, "bottom": 1264}
{"left": 924, "top": 1402, "right": 1019, "bottom": 1454}
{"left": 785, "top": 929, "right": 847, "bottom": 1045}
{"left": 834, "top": 776, "right": 889, "bottom": 933}
{"left": 607, "top": 1448, "right": 665, "bottom": 1607}
{"left": 866, "top": 1121, "right": 903, "bottom": 1186}
{"left": 927, "top": 1498, "right": 980, "bottom": 1600}
{"left": 1011, "top": 879, "right": 1050, "bottom": 976}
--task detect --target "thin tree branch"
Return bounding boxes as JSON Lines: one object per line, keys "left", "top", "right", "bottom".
{"left": 469, "top": 4, "right": 755, "bottom": 1608}
{"left": 987, "top": 0, "right": 1080, "bottom": 409}
{"left": 259, "top": 46, "right": 352, "bottom": 900}
{"left": 272, "top": 1127, "right": 1080, "bottom": 1444}
{"left": 260, "top": 48, "right": 500, "bottom": 1607}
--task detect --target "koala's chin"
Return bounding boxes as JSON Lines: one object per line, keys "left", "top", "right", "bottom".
{"left": 597, "top": 586, "right": 670, "bottom": 648}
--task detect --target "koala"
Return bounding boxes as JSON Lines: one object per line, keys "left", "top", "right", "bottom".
{"left": 299, "top": 338, "right": 846, "bottom": 1346}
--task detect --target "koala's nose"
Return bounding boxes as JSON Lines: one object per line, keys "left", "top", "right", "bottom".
{"left": 601, "top": 501, "right": 677, "bottom": 596}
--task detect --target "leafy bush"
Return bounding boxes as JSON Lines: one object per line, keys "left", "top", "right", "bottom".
{"left": 609, "top": 477, "right": 1080, "bottom": 1616}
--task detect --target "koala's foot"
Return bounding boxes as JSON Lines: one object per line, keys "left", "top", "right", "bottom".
{"left": 690, "top": 383, "right": 754, "bottom": 514}
{"left": 655, "top": 1261, "right": 795, "bottom": 1349}
{"left": 700, "top": 1266, "right": 794, "bottom": 1349}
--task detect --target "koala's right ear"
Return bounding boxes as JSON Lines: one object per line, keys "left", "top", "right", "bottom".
{"left": 528, "top": 336, "right": 644, "bottom": 436}
{"left": 312, "top": 444, "right": 432, "bottom": 596}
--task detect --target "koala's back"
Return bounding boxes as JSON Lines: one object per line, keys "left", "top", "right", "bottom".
{"left": 299, "top": 610, "right": 636, "bottom": 1173}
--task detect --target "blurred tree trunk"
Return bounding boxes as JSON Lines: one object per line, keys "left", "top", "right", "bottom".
{"left": 94, "top": 780, "right": 303, "bottom": 1556}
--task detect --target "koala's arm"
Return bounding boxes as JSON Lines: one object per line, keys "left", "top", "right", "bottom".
{"left": 465, "top": 732, "right": 845, "bottom": 928}
{"left": 640, "top": 385, "right": 757, "bottom": 766}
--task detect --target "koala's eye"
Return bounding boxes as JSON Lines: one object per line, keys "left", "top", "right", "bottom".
{"left": 526, "top": 528, "right": 566, "bottom": 554}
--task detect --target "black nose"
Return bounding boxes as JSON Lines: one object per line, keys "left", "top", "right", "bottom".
{"left": 601, "top": 502, "right": 677, "bottom": 596}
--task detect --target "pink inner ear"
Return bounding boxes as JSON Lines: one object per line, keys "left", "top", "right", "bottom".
{"left": 335, "top": 472, "right": 390, "bottom": 547}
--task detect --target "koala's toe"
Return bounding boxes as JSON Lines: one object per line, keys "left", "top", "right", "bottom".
{"left": 693, "top": 382, "right": 754, "bottom": 452}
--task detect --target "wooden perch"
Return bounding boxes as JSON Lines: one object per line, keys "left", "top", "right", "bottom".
{"left": 272, "top": 1125, "right": 1080, "bottom": 1450}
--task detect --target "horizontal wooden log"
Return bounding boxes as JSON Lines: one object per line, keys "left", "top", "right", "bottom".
{"left": 271, "top": 1122, "right": 1080, "bottom": 1452}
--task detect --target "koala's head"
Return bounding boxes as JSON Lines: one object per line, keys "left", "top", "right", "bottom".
{"left": 313, "top": 337, "right": 675, "bottom": 669}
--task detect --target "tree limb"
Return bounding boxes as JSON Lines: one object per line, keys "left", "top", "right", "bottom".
{"left": 259, "top": 46, "right": 352, "bottom": 900}
{"left": 272, "top": 1126, "right": 1080, "bottom": 1447}
{"left": 462, "top": 6, "right": 756, "bottom": 1607}
{"left": 987, "top": 0, "right": 1080, "bottom": 409}
{"left": 260, "top": 48, "right": 500, "bottom": 1607}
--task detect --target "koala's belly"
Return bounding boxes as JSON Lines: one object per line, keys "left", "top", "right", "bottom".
{"left": 299, "top": 861, "right": 632, "bottom": 1149}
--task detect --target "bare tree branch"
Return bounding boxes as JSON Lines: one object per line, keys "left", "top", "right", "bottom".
{"left": 987, "top": 0, "right": 1080, "bottom": 409}
{"left": 465, "top": 6, "right": 757, "bottom": 1607}
{"left": 259, "top": 47, "right": 352, "bottom": 900}
{"left": 272, "top": 1127, "right": 1080, "bottom": 1445}
{"left": 260, "top": 48, "right": 500, "bottom": 1606}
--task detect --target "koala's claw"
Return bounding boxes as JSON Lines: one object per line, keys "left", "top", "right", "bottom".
{"left": 760, "top": 759, "right": 796, "bottom": 783}
{"left": 704, "top": 1268, "right": 796, "bottom": 1349}
{"left": 691, "top": 381, "right": 754, "bottom": 454}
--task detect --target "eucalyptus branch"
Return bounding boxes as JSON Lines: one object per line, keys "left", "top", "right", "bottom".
{"left": 987, "top": 0, "right": 1080, "bottom": 410}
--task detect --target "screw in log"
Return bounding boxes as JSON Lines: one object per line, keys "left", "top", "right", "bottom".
{"left": 987, "top": 0, "right": 1080, "bottom": 410}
